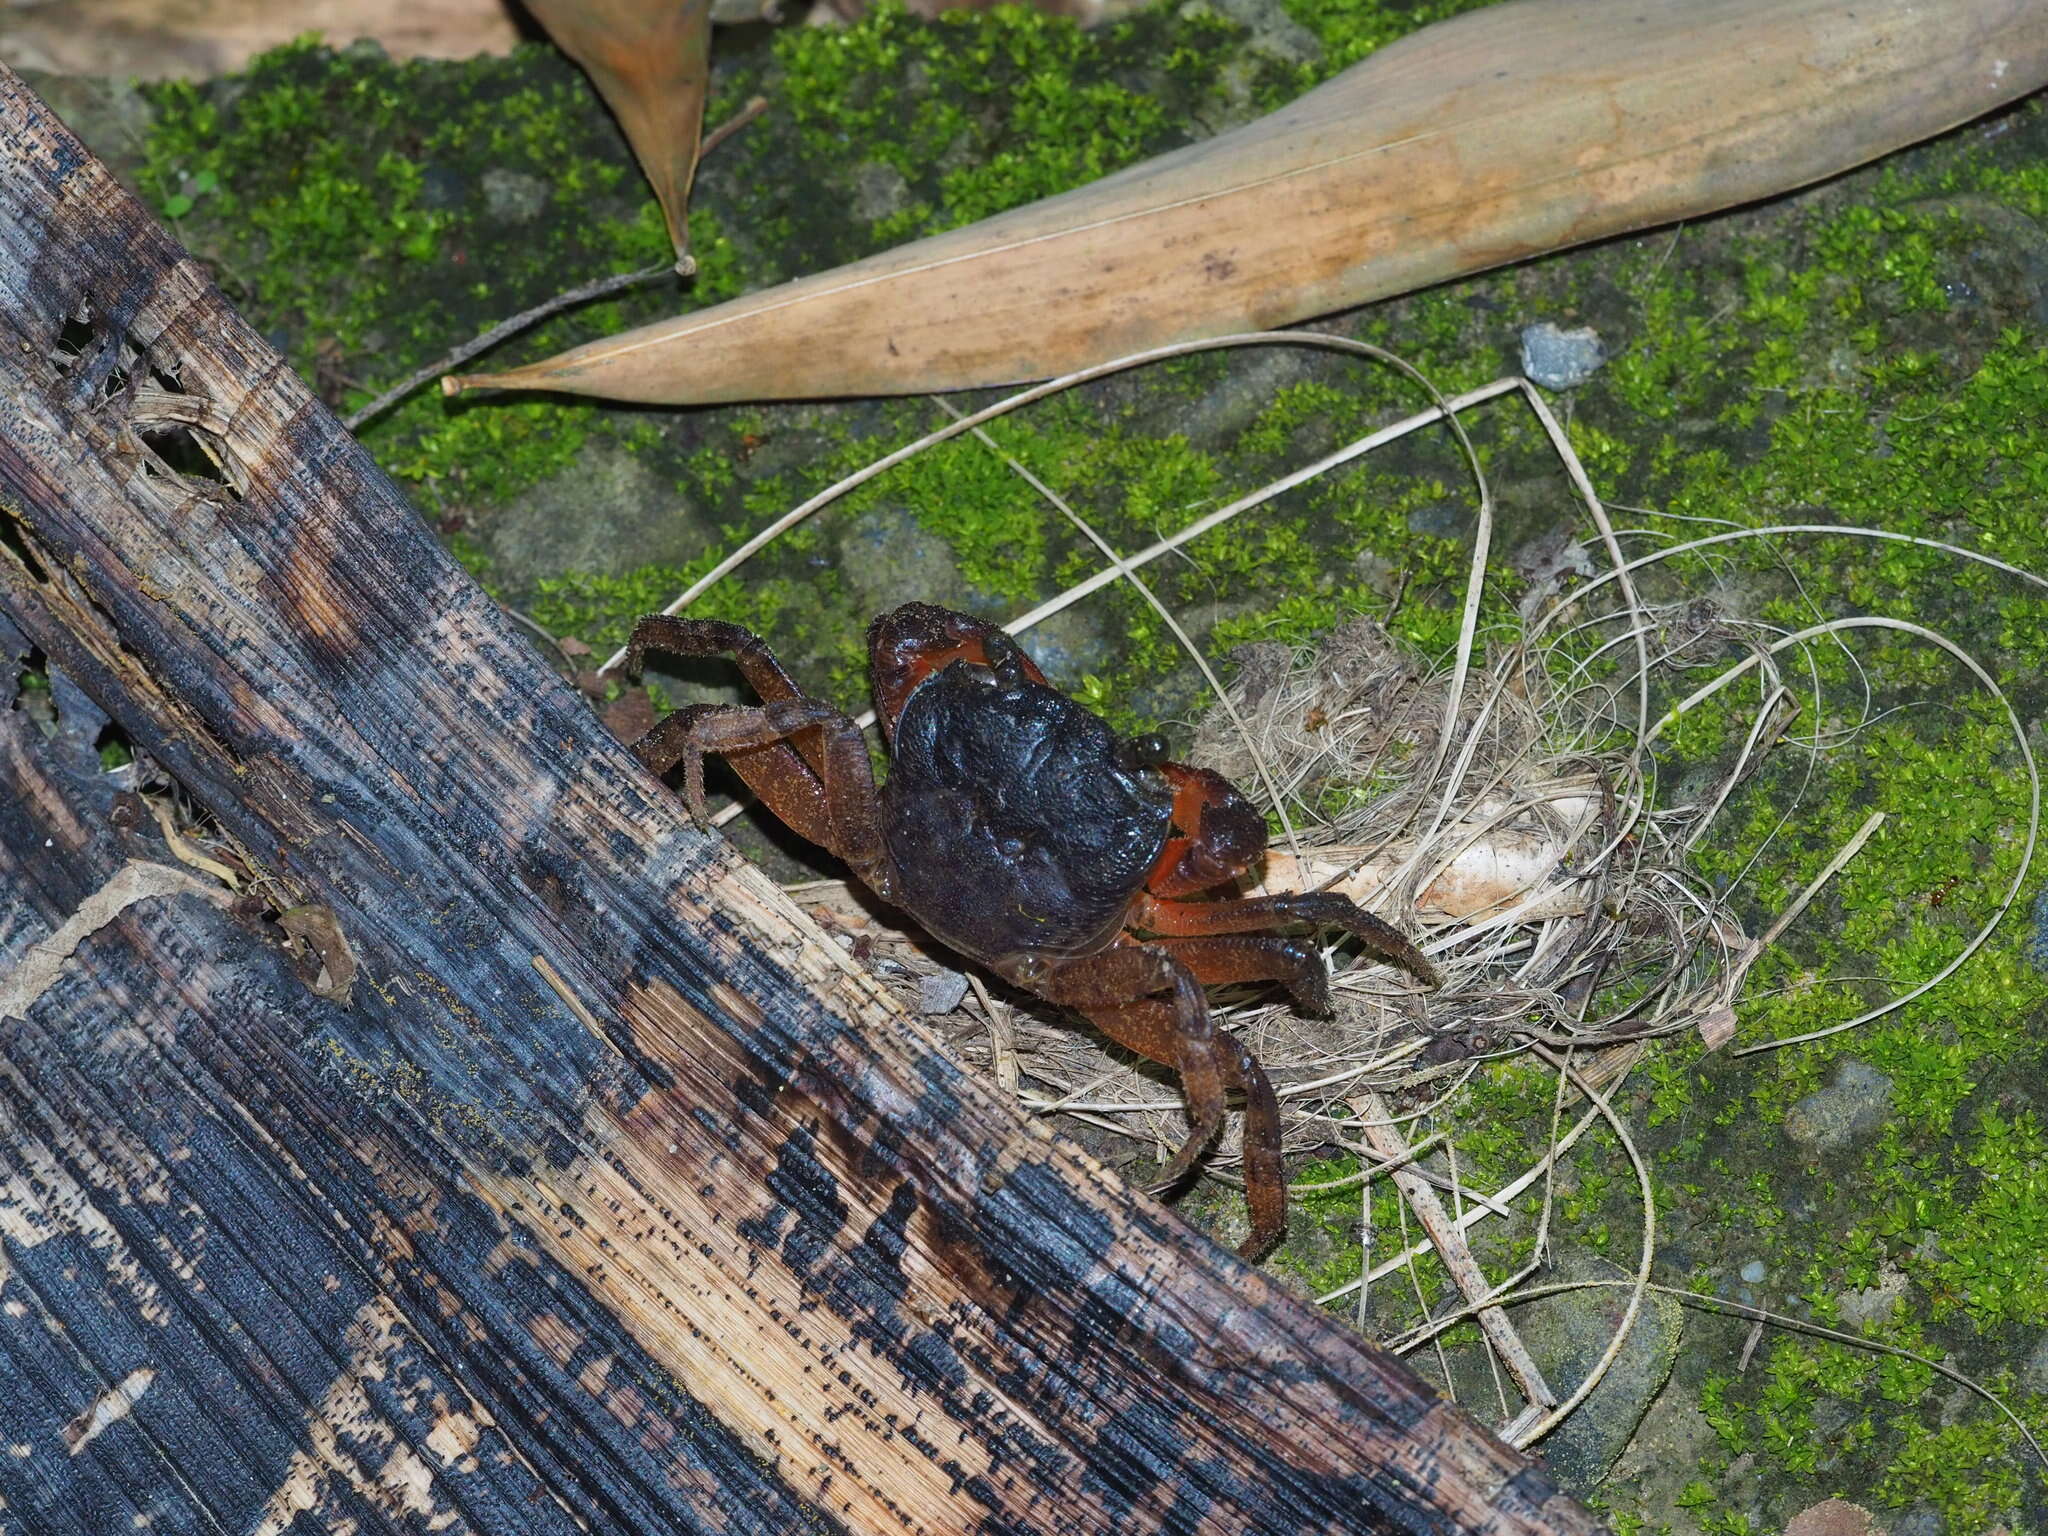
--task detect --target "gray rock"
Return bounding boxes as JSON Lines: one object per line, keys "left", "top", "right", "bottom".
{"left": 835, "top": 503, "right": 989, "bottom": 617}
{"left": 1739, "top": 1259, "right": 1768, "bottom": 1285}
{"left": 1600, "top": 1367, "right": 1726, "bottom": 1520}
{"left": 1406, "top": 494, "right": 1469, "bottom": 539}
{"left": 476, "top": 441, "right": 714, "bottom": 602}
{"left": 1351, "top": 548, "right": 1396, "bottom": 593}
{"left": 1016, "top": 603, "right": 1112, "bottom": 682}
{"left": 1520, "top": 322, "right": 1607, "bottom": 390}
{"left": 1784, "top": 1059, "right": 1894, "bottom": 1154}
{"left": 1837, "top": 1266, "right": 1908, "bottom": 1328}
{"left": 852, "top": 162, "right": 914, "bottom": 226}
{"left": 2029, "top": 879, "right": 2048, "bottom": 974}
{"left": 1150, "top": 347, "right": 1317, "bottom": 450}
{"left": 1504, "top": 1250, "right": 1685, "bottom": 1490}
{"left": 1178, "top": 0, "right": 1322, "bottom": 68}
{"left": 1176, "top": 598, "right": 1261, "bottom": 646}
{"left": 482, "top": 167, "right": 551, "bottom": 226}
{"left": 1907, "top": 194, "right": 2048, "bottom": 330}
{"left": 2020, "top": 1330, "right": 2048, "bottom": 1396}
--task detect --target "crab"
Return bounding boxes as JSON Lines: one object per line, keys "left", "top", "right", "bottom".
{"left": 626, "top": 602, "right": 1438, "bottom": 1259}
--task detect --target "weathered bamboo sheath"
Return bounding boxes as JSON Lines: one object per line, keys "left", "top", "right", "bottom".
{"left": 0, "top": 67, "right": 1602, "bottom": 1535}
{"left": 449, "top": 0, "right": 2048, "bottom": 405}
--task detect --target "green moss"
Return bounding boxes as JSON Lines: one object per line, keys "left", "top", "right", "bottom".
{"left": 776, "top": 1, "right": 1239, "bottom": 243}
{"left": 1209, "top": 589, "right": 1368, "bottom": 651}
{"left": 132, "top": 36, "right": 730, "bottom": 523}
{"left": 889, "top": 426, "right": 1054, "bottom": 599}
{"left": 1236, "top": 380, "right": 1357, "bottom": 457}
{"left": 140, "top": 41, "right": 449, "bottom": 360}
{"left": 1269, "top": 1154, "right": 1469, "bottom": 1324}
{"left": 121, "top": 0, "right": 1533, "bottom": 616}
{"left": 377, "top": 397, "right": 594, "bottom": 514}
{"left": 1267, "top": 1152, "right": 1369, "bottom": 1297}
{"left": 1876, "top": 1416, "right": 2026, "bottom": 1528}
{"left": 1276, "top": 0, "right": 1502, "bottom": 74}
{"left": 1529, "top": 102, "right": 2048, "bottom": 1535}
{"left": 531, "top": 560, "right": 825, "bottom": 666}
{"left": 1918, "top": 1106, "right": 2048, "bottom": 1329}
{"left": 765, "top": 0, "right": 1523, "bottom": 251}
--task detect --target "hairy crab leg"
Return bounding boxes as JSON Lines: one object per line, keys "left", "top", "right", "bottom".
{"left": 627, "top": 617, "right": 894, "bottom": 896}
{"left": 1031, "top": 945, "right": 1234, "bottom": 1199}
{"left": 1147, "top": 932, "right": 1333, "bottom": 1015}
{"left": 634, "top": 702, "right": 835, "bottom": 844}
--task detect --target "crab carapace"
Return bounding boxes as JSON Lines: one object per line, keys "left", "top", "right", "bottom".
{"left": 626, "top": 602, "right": 1437, "bottom": 1259}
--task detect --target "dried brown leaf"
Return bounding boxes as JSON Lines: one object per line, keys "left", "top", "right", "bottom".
{"left": 276, "top": 903, "right": 358, "bottom": 1005}
{"left": 448, "top": 0, "right": 2048, "bottom": 406}
{"left": 526, "top": 0, "right": 714, "bottom": 270}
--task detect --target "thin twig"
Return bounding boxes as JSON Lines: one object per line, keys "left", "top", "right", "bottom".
{"left": 346, "top": 94, "right": 772, "bottom": 433}
{"left": 701, "top": 95, "right": 770, "bottom": 158}
{"left": 1501, "top": 1277, "right": 2048, "bottom": 1482}
{"left": 1634, "top": 613, "right": 2036, "bottom": 1055}
{"left": 966, "top": 971, "right": 1018, "bottom": 1099}
{"left": 1317, "top": 1102, "right": 1606, "bottom": 1306}
{"left": 600, "top": 337, "right": 1517, "bottom": 676}
{"left": 349, "top": 263, "right": 674, "bottom": 433}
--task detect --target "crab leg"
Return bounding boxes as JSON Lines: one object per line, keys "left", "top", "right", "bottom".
{"left": 1082, "top": 996, "right": 1285, "bottom": 1261}
{"left": 626, "top": 616, "right": 827, "bottom": 777}
{"left": 1146, "top": 932, "right": 1334, "bottom": 1015}
{"left": 633, "top": 699, "right": 839, "bottom": 830}
{"left": 1133, "top": 890, "right": 1439, "bottom": 988}
{"left": 626, "top": 618, "right": 893, "bottom": 896}
{"left": 1033, "top": 944, "right": 1240, "bottom": 1205}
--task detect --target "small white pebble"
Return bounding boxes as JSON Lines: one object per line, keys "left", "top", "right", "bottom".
{"left": 1520, "top": 322, "right": 1607, "bottom": 390}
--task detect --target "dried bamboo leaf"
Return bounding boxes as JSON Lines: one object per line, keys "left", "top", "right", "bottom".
{"left": 526, "top": 0, "right": 715, "bottom": 270}
{"left": 447, "top": 0, "right": 2048, "bottom": 405}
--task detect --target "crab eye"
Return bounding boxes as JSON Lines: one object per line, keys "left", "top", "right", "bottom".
{"left": 981, "top": 628, "right": 1034, "bottom": 689}
{"left": 1121, "top": 734, "right": 1169, "bottom": 769}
